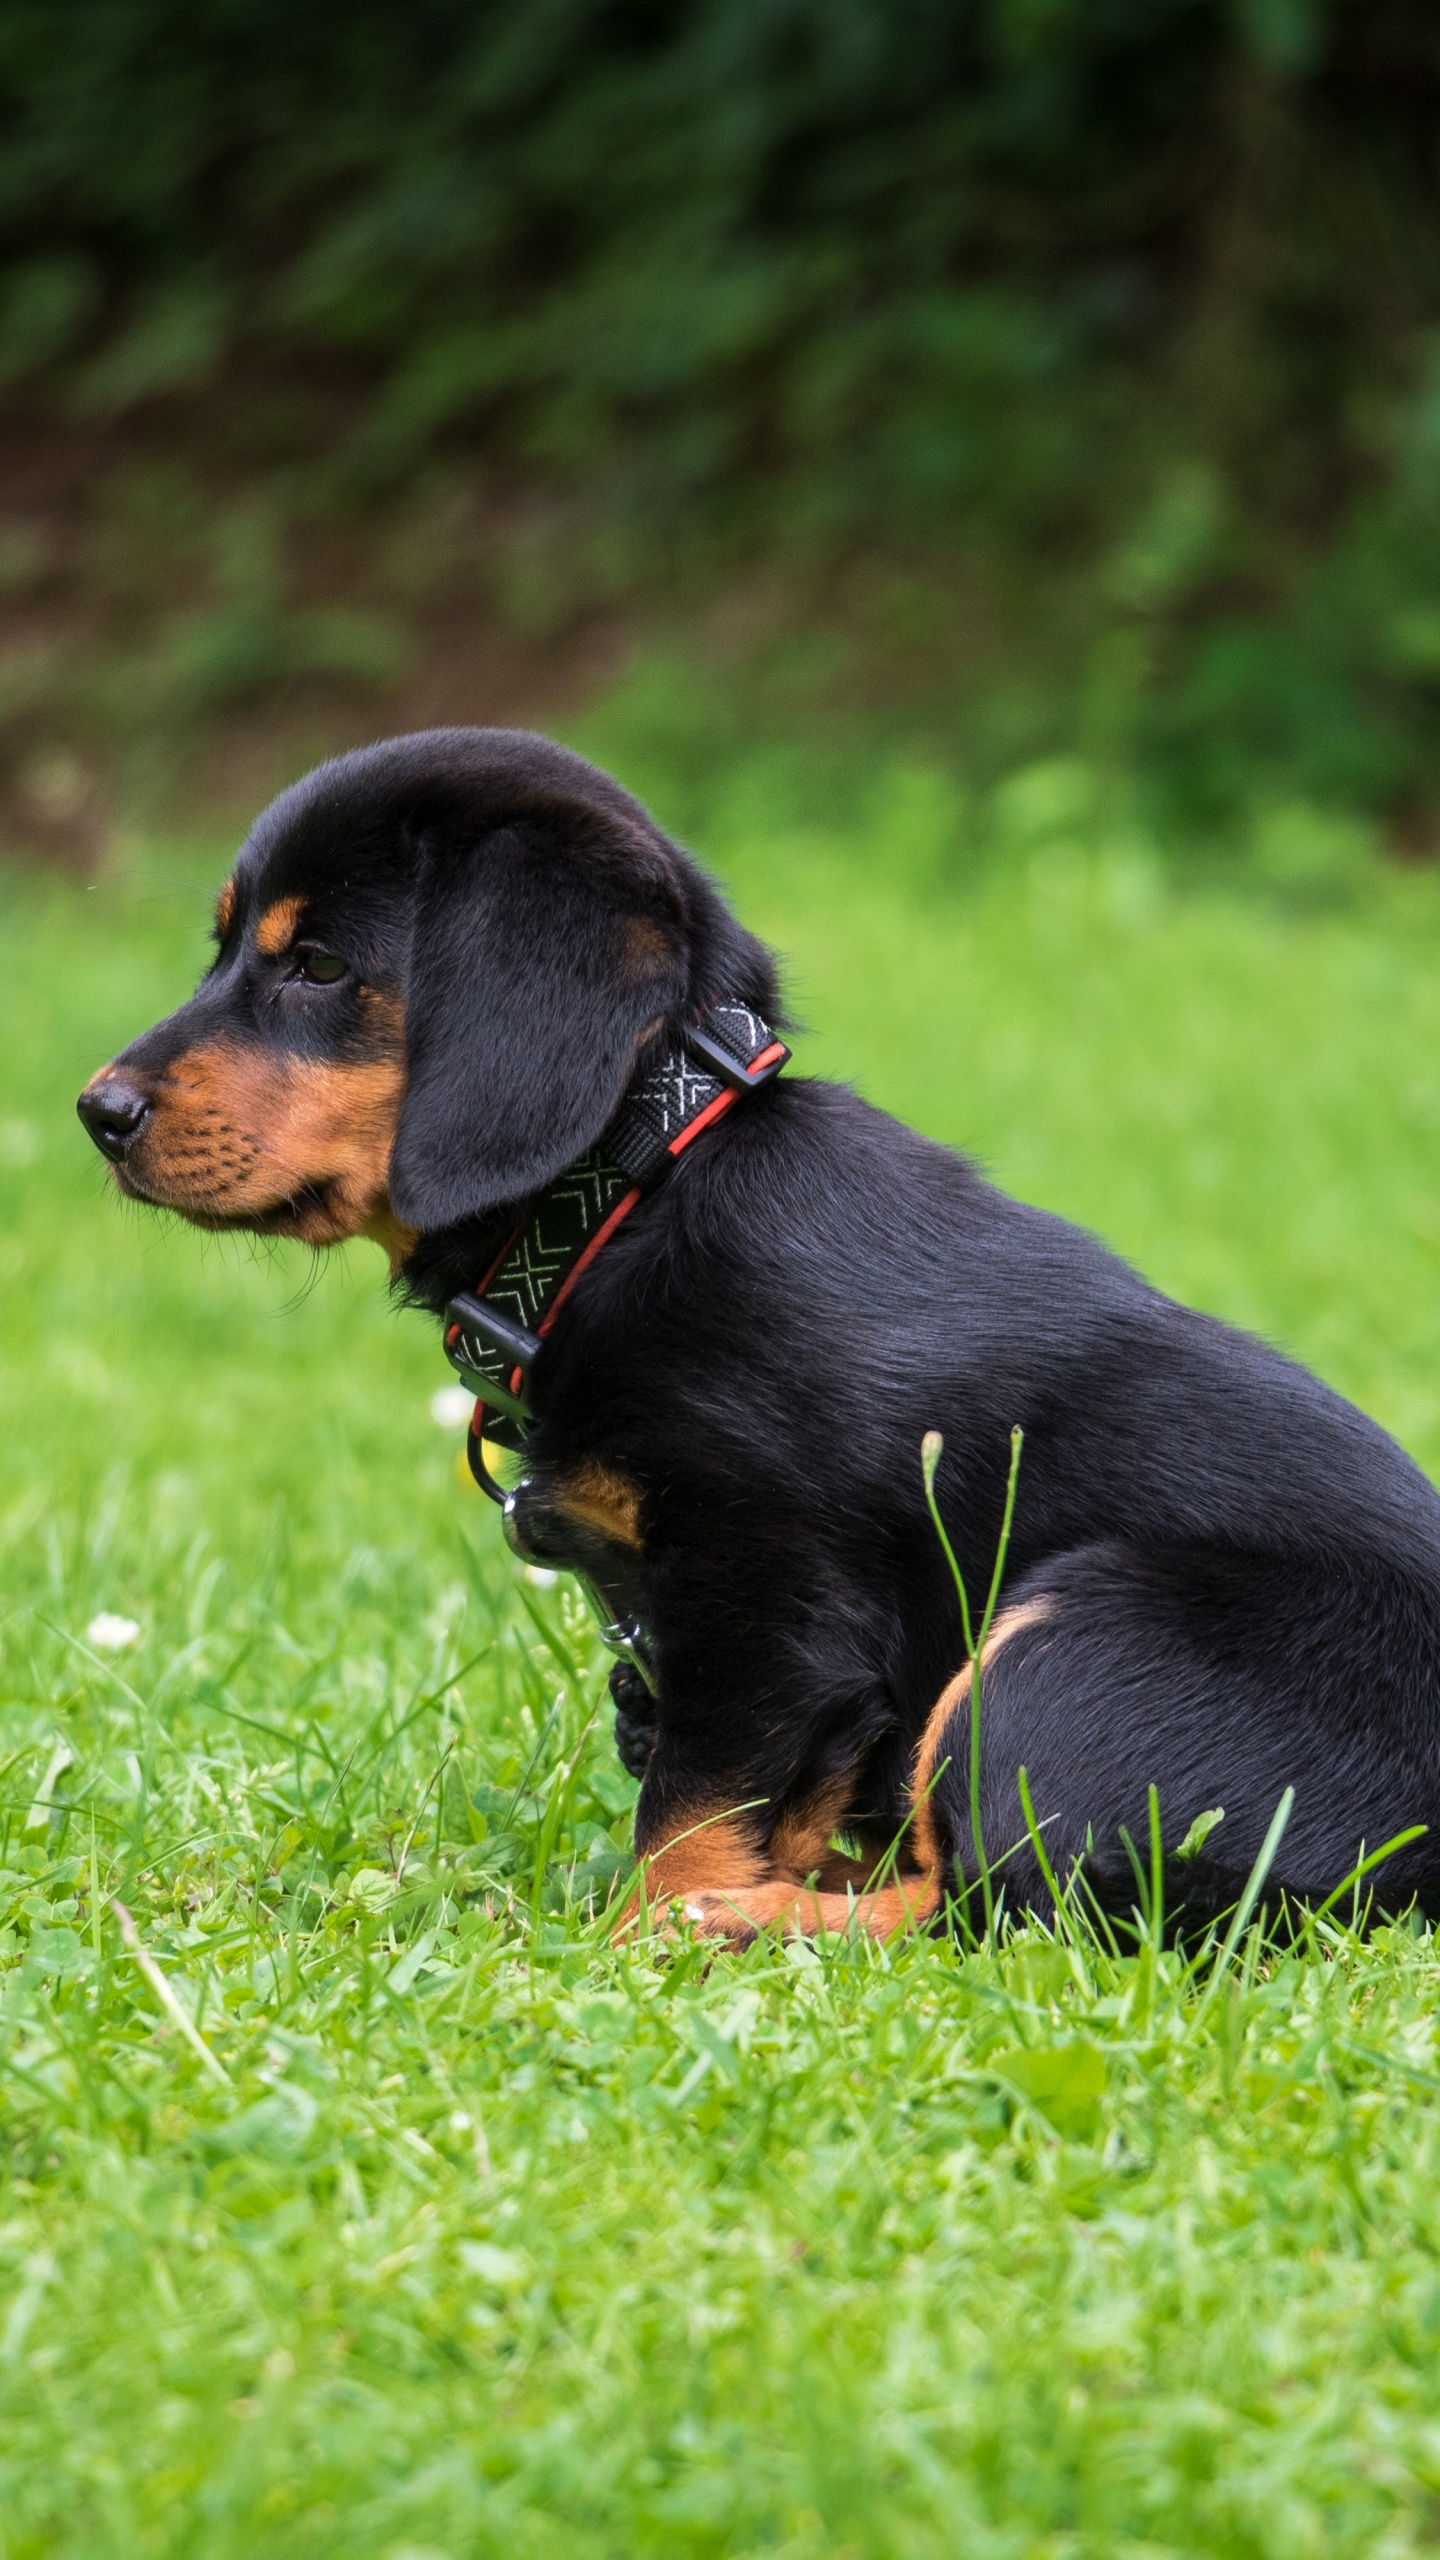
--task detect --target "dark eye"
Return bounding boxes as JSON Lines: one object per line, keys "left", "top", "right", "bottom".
{"left": 293, "top": 946, "right": 348, "bottom": 985}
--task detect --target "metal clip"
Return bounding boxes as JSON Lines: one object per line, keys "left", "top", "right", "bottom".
{"left": 500, "top": 1487, "right": 657, "bottom": 1696}
{"left": 444, "top": 1290, "right": 541, "bottom": 1423}
{"left": 681, "top": 1017, "right": 789, "bottom": 1090}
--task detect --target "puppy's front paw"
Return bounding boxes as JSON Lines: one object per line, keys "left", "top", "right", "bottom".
{"left": 674, "top": 1890, "right": 761, "bottom": 1949}
{"left": 667, "top": 1878, "right": 936, "bottom": 1946}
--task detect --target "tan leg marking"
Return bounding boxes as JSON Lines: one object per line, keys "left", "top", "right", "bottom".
{"left": 769, "top": 1775, "right": 861, "bottom": 1882}
{"left": 255, "top": 894, "right": 306, "bottom": 957}
{"left": 908, "top": 1596, "right": 1058, "bottom": 1879}
{"left": 680, "top": 1874, "right": 941, "bottom": 1944}
{"left": 639, "top": 1778, "right": 926, "bottom": 1949}
{"left": 804, "top": 1839, "right": 899, "bottom": 1890}
{"left": 635, "top": 1813, "right": 765, "bottom": 1910}
{"left": 626, "top": 1602, "right": 1059, "bottom": 1948}
{"left": 693, "top": 1599, "right": 1060, "bottom": 1943}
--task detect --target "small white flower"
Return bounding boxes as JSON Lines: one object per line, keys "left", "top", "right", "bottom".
{"left": 524, "top": 1565, "right": 558, "bottom": 1588}
{"left": 85, "top": 1612, "right": 141, "bottom": 1651}
{"left": 430, "top": 1384, "right": 475, "bottom": 1429}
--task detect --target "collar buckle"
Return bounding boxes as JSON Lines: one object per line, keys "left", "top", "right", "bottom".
{"left": 682, "top": 1008, "right": 789, "bottom": 1090}
{"left": 443, "top": 1291, "right": 540, "bottom": 1424}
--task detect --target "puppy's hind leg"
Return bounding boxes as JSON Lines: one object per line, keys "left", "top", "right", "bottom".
{"left": 905, "top": 1597, "right": 1059, "bottom": 1925}
{"left": 920, "top": 1542, "right": 1440, "bottom": 1930}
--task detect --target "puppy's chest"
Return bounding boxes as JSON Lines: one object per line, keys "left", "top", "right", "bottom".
{"left": 543, "top": 1456, "right": 646, "bottom": 1552}
{"left": 505, "top": 1448, "right": 651, "bottom": 1577}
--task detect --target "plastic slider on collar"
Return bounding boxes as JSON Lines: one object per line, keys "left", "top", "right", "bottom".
{"left": 443, "top": 1292, "right": 540, "bottom": 1424}
{"left": 682, "top": 1014, "right": 790, "bottom": 1089}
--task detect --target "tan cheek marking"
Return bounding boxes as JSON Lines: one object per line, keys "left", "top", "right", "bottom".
{"left": 255, "top": 894, "right": 306, "bottom": 957}
{"left": 262, "top": 1057, "right": 406, "bottom": 1224}
{"left": 214, "top": 877, "right": 236, "bottom": 940}
{"left": 139, "top": 1039, "right": 406, "bottom": 1242}
{"left": 360, "top": 1202, "right": 421, "bottom": 1273}
{"left": 553, "top": 1461, "right": 644, "bottom": 1550}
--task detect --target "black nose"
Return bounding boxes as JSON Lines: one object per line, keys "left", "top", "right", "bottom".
{"left": 77, "top": 1077, "right": 151, "bottom": 1161}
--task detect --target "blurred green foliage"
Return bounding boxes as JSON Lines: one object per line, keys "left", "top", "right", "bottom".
{"left": 3, "top": 0, "right": 1440, "bottom": 830}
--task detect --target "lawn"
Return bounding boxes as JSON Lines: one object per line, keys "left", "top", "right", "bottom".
{"left": 6, "top": 741, "right": 1440, "bottom": 2557}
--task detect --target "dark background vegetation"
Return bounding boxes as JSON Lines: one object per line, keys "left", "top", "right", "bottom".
{"left": 2, "top": 0, "right": 1440, "bottom": 854}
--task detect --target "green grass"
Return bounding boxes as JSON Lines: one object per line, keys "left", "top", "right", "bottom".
{"left": 8, "top": 772, "right": 1440, "bottom": 2556}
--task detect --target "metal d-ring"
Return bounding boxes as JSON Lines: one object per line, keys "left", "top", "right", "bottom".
{"left": 466, "top": 1421, "right": 511, "bottom": 1506}
{"left": 499, "top": 1483, "right": 658, "bottom": 1698}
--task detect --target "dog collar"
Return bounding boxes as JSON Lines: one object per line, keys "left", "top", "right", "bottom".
{"left": 441, "top": 996, "right": 788, "bottom": 1458}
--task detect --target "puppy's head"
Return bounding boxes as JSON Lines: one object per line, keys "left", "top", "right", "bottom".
{"left": 77, "top": 728, "right": 775, "bottom": 1264}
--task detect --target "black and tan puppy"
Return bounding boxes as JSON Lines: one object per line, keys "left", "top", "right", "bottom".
{"left": 78, "top": 729, "right": 1440, "bottom": 1939}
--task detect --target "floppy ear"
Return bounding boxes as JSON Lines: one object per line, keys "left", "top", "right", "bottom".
{"left": 388, "top": 805, "right": 690, "bottom": 1230}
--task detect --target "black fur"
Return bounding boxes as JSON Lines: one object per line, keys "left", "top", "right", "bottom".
{"left": 81, "top": 728, "right": 1440, "bottom": 1929}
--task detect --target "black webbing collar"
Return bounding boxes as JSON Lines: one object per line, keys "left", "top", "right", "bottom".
{"left": 442, "top": 997, "right": 788, "bottom": 1461}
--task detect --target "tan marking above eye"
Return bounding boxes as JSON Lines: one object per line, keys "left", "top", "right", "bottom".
{"left": 214, "top": 877, "right": 236, "bottom": 940}
{"left": 255, "top": 894, "right": 306, "bottom": 958}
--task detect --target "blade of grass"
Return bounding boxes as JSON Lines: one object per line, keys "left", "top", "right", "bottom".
{"left": 921, "top": 1424, "right": 1023, "bottom": 1941}
{"left": 1188, "top": 1786, "right": 1294, "bottom": 2033}
{"left": 109, "top": 1899, "right": 232, "bottom": 2088}
{"left": 1308, "top": 1824, "right": 1428, "bottom": 1926}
